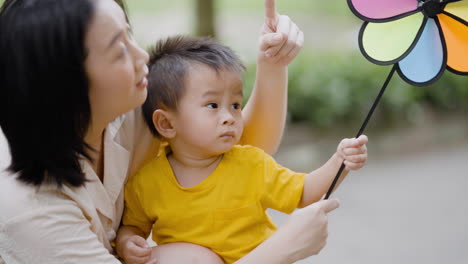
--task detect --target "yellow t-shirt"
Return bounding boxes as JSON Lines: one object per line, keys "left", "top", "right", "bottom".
{"left": 123, "top": 145, "right": 306, "bottom": 264}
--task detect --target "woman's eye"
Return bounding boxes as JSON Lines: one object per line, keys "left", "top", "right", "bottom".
{"left": 207, "top": 103, "right": 218, "bottom": 109}
{"left": 127, "top": 29, "right": 136, "bottom": 42}
{"left": 117, "top": 44, "right": 128, "bottom": 59}
{"left": 232, "top": 103, "right": 241, "bottom": 110}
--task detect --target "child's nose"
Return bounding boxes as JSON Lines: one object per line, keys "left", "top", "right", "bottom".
{"left": 222, "top": 111, "right": 235, "bottom": 125}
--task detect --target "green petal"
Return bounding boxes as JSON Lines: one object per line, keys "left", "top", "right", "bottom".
{"left": 361, "top": 13, "right": 425, "bottom": 64}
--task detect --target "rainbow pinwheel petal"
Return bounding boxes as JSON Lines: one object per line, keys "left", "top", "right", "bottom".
{"left": 444, "top": 1, "right": 468, "bottom": 22}
{"left": 349, "top": 0, "right": 419, "bottom": 21}
{"left": 360, "top": 13, "right": 425, "bottom": 64}
{"left": 398, "top": 19, "right": 445, "bottom": 85}
{"left": 355, "top": 0, "right": 468, "bottom": 86}
{"left": 438, "top": 13, "right": 468, "bottom": 74}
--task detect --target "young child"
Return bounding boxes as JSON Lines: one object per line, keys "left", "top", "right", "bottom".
{"left": 117, "top": 36, "right": 368, "bottom": 264}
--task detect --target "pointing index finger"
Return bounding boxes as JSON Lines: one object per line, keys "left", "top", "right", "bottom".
{"left": 264, "top": 0, "right": 277, "bottom": 22}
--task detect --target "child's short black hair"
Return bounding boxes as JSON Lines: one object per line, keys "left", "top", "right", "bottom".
{"left": 142, "top": 35, "right": 245, "bottom": 137}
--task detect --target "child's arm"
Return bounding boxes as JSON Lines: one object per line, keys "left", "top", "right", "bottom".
{"left": 116, "top": 225, "right": 155, "bottom": 264}
{"left": 299, "top": 135, "right": 369, "bottom": 208}
{"left": 240, "top": 0, "right": 303, "bottom": 155}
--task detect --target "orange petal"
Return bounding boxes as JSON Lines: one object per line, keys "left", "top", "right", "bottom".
{"left": 438, "top": 13, "right": 468, "bottom": 74}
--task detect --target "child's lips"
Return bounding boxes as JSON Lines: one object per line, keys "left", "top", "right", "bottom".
{"left": 220, "top": 131, "right": 235, "bottom": 138}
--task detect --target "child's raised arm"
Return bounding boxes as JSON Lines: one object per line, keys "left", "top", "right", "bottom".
{"left": 299, "top": 135, "right": 369, "bottom": 207}
{"left": 240, "top": 0, "right": 304, "bottom": 155}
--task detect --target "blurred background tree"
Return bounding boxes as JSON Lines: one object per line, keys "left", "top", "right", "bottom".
{"left": 195, "top": 0, "right": 216, "bottom": 38}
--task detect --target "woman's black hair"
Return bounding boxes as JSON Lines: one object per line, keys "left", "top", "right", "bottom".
{"left": 0, "top": 0, "right": 129, "bottom": 187}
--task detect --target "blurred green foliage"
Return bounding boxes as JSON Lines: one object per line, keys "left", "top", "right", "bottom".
{"left": 0, "top": 0, "right": 352, "bottom": 17}
{"left": 2, "top": 0, "right": 466, "bottom": 131}
{"left": 127, "top": 0, "right": 351, "bottom": 17}
{"left": 243, "top": 51, "right": 468, "bottom": 129}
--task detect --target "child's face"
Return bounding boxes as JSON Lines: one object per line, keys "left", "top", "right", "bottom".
{"left": 172, "top": 64, "right": 244, "bottom": 156}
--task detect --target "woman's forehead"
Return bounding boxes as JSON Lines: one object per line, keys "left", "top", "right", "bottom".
{"left": 86, "top": 0, "right": 127, "bottom": 51}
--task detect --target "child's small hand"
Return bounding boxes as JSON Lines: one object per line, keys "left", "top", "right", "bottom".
{"left": 258, "top": 0, "right": 304, "bottom": 66}
{"left": 121, "top": 235, "right": 155, "bottom": 264}
{"left": 337, "top": 135, "right": 368, "bottom": 171}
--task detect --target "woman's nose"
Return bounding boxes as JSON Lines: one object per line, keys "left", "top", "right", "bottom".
{"left": 133, "top": 44, "right": 149, "bottom": 72}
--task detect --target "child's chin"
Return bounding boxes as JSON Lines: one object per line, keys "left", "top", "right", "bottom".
{"left": 212, "top": 144, "right": 235, "bottom": 155}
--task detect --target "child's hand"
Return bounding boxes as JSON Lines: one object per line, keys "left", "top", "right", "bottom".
{"left": 258, "top": 0, "right": 304, "bottom": 66}
{"left": 337, "top": 135, "right": 368, "bottom": 171}
{"left": 120, "top": 235, "right": 155, "bottom": 264}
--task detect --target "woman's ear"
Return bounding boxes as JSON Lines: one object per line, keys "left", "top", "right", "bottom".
{"left": 152, "top": 109, "right": 176, "bottom": 139}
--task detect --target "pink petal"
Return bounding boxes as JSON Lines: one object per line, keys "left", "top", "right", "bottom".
{"left": 349, "top": 0, "right": 419, "bottom": 21}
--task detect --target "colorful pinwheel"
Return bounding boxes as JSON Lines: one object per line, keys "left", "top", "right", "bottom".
{"left": 325, "top": 0, "right": 468, "bottom": 198}
{"left": 353, "top": 0, "right": 468, "bottom": 86}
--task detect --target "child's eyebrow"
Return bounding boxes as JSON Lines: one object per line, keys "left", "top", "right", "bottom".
{"left": 234, "top": 89, "right": 243, "bottom": 97}
{"left": 201, "top": 90, "right": 222, "bottom": 98}
{"left": 229, "top": 85, "right": 243, "bottom": 97}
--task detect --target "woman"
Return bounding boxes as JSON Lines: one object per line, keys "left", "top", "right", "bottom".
{"left": 0, "top": 0, "right": 340, "bottom": 263}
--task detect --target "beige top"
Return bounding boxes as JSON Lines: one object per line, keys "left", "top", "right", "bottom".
{"left": 0, "top": 109, "right": 158, "bottom": 264}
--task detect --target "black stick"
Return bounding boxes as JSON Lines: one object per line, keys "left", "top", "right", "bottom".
{"left": 324, "top": 65, "right": 397, "bottom": 199}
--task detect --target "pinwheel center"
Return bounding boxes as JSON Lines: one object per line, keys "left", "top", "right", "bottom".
{"left": 419, "top": 0, "right": 446, "bottom": 18}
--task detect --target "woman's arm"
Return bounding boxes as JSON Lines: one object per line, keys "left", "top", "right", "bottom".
{"left": 235, "top": 199, "right": 340, "bottom": 264}
{"left": 239, "top": 0, "right": 303, "bottom": 155}
{"left": 240, "top": 64, "right": 288, "bottom": 155}
{"left": 142, "top": 200, "right": 340, "bottom": 264}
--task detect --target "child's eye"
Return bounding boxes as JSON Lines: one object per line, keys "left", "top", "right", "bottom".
{"left": 207, "top": 103, "right": 218, "bottom": 109}
{"left": 232, "top": 103, "right": 241, "bottom": 110}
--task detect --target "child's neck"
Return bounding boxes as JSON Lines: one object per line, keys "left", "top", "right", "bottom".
{"left": 167, "top": 149, "right": 223, "bottom": 188}
{"left": 168, "top": 149, "right": 221, "bottom": 169}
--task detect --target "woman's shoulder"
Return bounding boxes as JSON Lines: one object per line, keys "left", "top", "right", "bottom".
{"left": 0, "top": 128, "right": 87, "bottom": 229}
{"left": 117, "top": 108, "right": 161, "bottom": 177}
{"left": 0, "top": 172, "right": 80, "bottom": 224}
{"left": 0, "top": 128, "right": 35, "bottom": 222}
{"left": 0, "top": 174, "right": 119, "bottom": 263}
{"left": 0, "top": 172, "right": 37, "bottom": 223}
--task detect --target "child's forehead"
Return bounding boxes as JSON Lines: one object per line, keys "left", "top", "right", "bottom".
{"left": 185, "top": 63, "right": 243, "bottom": 94}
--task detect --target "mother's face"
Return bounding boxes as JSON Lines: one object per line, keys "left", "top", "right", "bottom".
{"left": 85, "top": 0, "right": 149, "bottom": 124}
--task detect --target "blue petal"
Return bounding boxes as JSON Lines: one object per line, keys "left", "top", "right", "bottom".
{"left": 398, "top": 18, "right": 445, "bottom": 86}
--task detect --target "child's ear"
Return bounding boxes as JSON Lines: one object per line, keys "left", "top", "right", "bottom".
{"left": 152, "top": 109, "right": 176, "bottom": 139}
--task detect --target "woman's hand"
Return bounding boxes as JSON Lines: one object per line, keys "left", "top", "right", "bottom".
{"left": 279, "top": 199, "right": 340, "bottom": 261}
{"left": 235, "top": 199, "right": 340, "bottom": 264}
{"left": 258, "top": 0, "right": 304, "bottom": 66}
{"left": 240, "top": 0, "right": 303, "bottom": 154}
